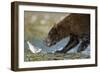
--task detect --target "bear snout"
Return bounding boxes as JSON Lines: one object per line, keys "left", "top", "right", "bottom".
{"left": 45, "top": 38, "right": 52, "bottom": 47}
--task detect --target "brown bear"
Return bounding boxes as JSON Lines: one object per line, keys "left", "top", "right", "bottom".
{"left": 45, "top": 13, "right": 90, "bottom": 53}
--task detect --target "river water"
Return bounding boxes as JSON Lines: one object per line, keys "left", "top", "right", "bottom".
{"left": 24, "top": 37, "right": 90, "bottom": 56}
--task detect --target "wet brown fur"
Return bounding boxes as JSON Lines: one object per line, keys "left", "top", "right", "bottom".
{"left": 46, "top": 13, "right": 90, "bottom": 53}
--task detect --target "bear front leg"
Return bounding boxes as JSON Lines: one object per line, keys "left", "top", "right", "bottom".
{"left": 55, "top": 34, "right": 79, "bottom": 54}
{"left": 77, "top": 39, "right": 90, "bottom": 52}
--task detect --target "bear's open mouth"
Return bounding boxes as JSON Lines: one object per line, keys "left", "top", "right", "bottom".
{"left": 47, "top": 42, "right": 56, "bottom": 47}
{"left": 47, "top": 41, "right": 57, "bottom": 47}
{"left": 45, "top": 38, "right": 57, "bottom": 47}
